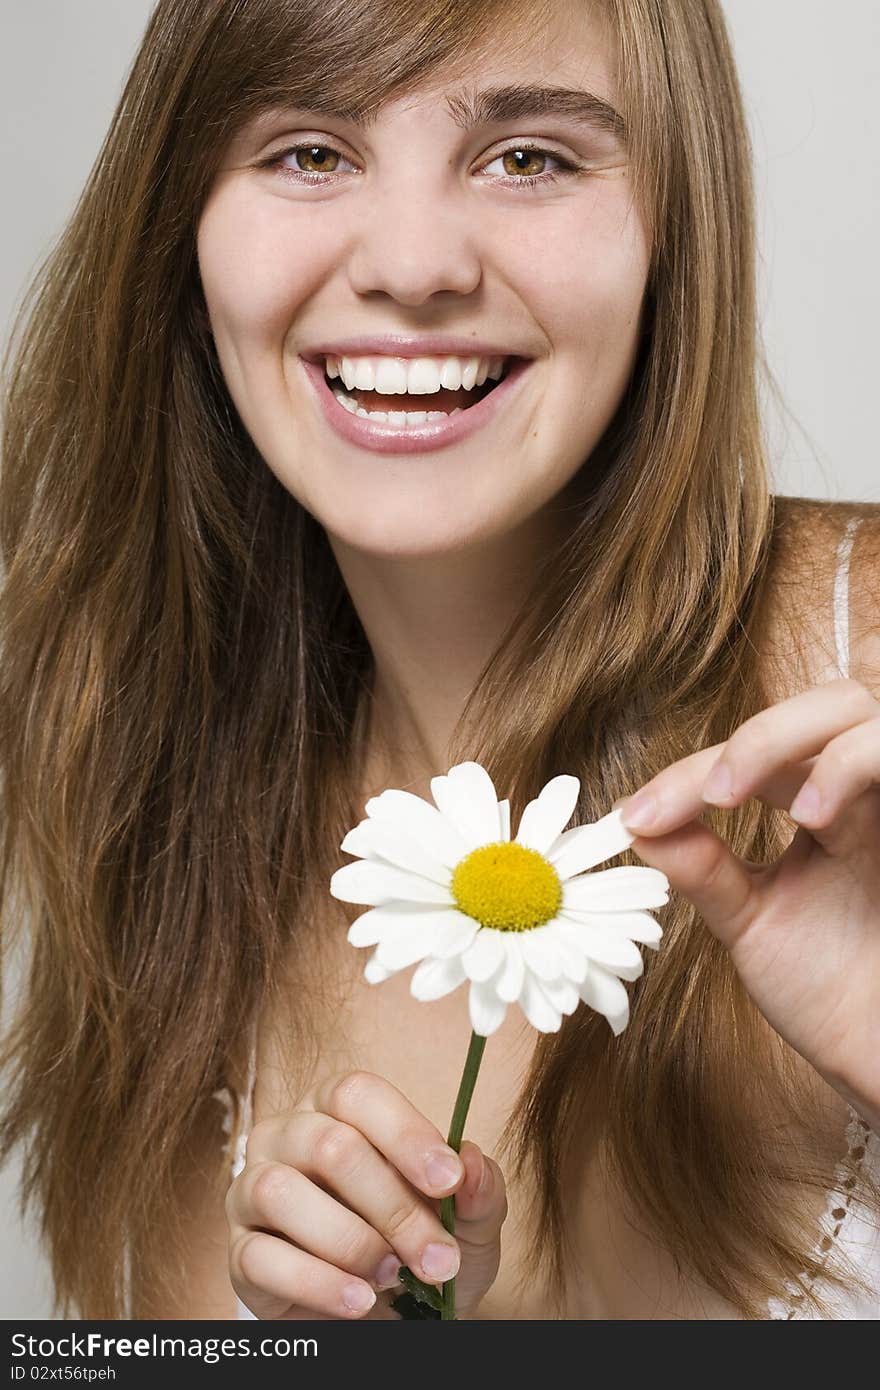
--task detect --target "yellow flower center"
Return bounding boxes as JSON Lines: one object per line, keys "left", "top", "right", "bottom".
{"left": 450, "top": 841, "right": 562, "bottom": 931}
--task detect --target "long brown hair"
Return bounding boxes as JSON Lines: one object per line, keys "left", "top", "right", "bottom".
{"left": 1, "top": 0, "right": 876, "bottom": 1319}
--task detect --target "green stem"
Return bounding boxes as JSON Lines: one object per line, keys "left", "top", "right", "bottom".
{"left": 439, "top": 1029, "right": 487, "bottom": 1320}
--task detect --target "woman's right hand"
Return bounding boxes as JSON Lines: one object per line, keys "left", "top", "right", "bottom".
{"left": 225, "top": 1070, "right": 508, "bottom": 1320}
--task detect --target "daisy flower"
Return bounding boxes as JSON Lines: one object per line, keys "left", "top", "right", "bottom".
{"left": 330, "top": 760, "right": 668, "bottom": 1038}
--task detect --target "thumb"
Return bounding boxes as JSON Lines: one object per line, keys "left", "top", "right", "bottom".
{"left": 448, "top": 1140, "right": 507, "bottom": 1317}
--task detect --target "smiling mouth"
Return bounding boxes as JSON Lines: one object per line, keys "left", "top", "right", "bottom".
{"left": 323, "top": 366, "right": 508, "bottom": 417}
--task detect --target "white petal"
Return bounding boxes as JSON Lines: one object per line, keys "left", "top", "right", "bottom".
{"left": 430, "top": 762, "right": 502, "bottom": 846}
{"left": 616, "top": 914, "right": 663, "bottom": 948}
{"left": 561, "top": 865, "right": 669, "bottom": 912}
{"left": 330, "top": 859, "right": 452, "bottom": 906}
{"left": 461, "top": 927, "right": 506, "bottom": 982}
{"left": 561, "top": 907, "right": 664, "bottom": 948}
{"left": 364, "top": 950, "right": 395, "bottom": 984}
{"left": 363, "top": 789, "right": 471, "bottom": 867}
{"left": 557, "top": 918, "right": 645, "bottom": 979}
{"left": 498, "top": 799, "right": 511, "bottom": 841}
{"left": 419, "top": 909, "right": 481, "bottom": 958}
{"left": 518, "top": 972, "right": 563, "bottom": 1033}
{"left": 340, "top": 818, "right": 451, "bottom": 885}
{"left": 468, "top": 980, "right": 508, "bottom": 1036}
{"left": 543, "top": 922, "right": 589, "bottom": 981}
{"left": 520, "top": 925, "right": 563, "bottom": 981}
{"left": 410, "top": 953, "right": 468, "bottom": 1002}
{"left": 537, "top": 975, "right": 581, "bottom": 1015}
{"left": 347, "top": 909, "right": 386, "bottom": 947}
{"left": 514, "top": 775, "right": 581, "bottom": 854}
{"left": 579, "top": 964, "right": 630, "bottom": 1034}
{"left": 549, "top": 808, "right": 636, "bottom": 880}
{"left": 375, "top": 920, "right": 448, "bottom": 970}
{"left": 347, "top": 901, "right": 449, "bottom": 947}
{"left": 495, "top": 935, "right": 525, "bottom": 1002}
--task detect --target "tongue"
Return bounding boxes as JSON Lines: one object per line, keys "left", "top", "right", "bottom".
{"left": 351, "top": 385, "right": 482, "bottom": 413}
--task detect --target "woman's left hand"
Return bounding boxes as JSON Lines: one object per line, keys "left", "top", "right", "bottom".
{"left": 617, "top": 677, "right": 880, "bottom": 1129}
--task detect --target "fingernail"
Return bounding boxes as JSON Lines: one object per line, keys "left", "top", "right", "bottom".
{"left": 425, "top": 1147, "right": 462, "bottom": 1190}
{"left": 374, "top": 1253, "right": 402, "bottom": 1289}
{"left": 702, "top": 762, "right": 733, "bottom": 804}
{"left": 789, "top": 782, "right": 821, "bottom": 823}
{"left": 620, "top": 791, "right": 657, "bottom": 830}
{"left": 342, "top": 1281, "right": 377, "bottom": 1314}
{"left": 421, "top": 1242, "right": 460, "bottom": 1280}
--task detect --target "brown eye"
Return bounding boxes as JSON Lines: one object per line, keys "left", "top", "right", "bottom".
{"left": 500, "top": 149, "right": 548, "bottom": 178}
{"left": 292, "top": 146, "right": 341, "bottom": 174}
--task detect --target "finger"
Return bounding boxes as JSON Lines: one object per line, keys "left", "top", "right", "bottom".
{"left": 310, "top": 1071, "right": 465, "bottom": 1197}
{"left": 256, "top": 1110, "right": 461, "bottom": 1288}
{"left": 625, "top": 817, "right": 762, "bottom": 953}
{"left": 784, "top": 716, "right": 880, "bottom": 854}
{"left": 699, "top": 679, "right": 878, "bottom": 810}
{"left": 615, "top": 744, "right": 817, "bottom": 837}
{"left": 449, "top": 1142, "right": 507, "bottom": 1317}
{"left": 229, "top": 1229, "right": 378, "bottom": 1320}
{"left": 228, "top": 1161, "right": 401, "bottom": 1292}
{"left": 617, "top": 681, "right": 879, "bottom": 839}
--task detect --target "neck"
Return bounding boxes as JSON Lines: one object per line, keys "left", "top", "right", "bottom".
{"left": 328, "top": 508, "right": 568, "bottom": 793}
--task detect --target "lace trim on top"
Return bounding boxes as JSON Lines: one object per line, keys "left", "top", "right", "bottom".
{"left": 767, "top": 1114, "right": 875, "bottom": 1319}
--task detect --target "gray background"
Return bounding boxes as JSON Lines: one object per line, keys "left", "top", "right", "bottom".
{"left": 1, "top": 2, "right": 878, "bottom": 1318}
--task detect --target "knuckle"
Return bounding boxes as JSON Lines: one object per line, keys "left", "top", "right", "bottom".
{"left": 248, "top": 1161, "right": 293, "bottom": 1222}
{"left": 277, "top": 1109, "right": 311, "bottom": 1152}
{"left": 334, "top": 1223, "right": 378, "bottom": 1272}
{"left": 382, "top": 1196, "right": 423, "bottom": 1248}
{"left": 325, "top": 1070, "right": 376, "bottom": 1119}
{"left": 311, "top": 1118, "right": 368, "bottom": 1177}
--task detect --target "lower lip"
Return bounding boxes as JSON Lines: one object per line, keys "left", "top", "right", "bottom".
{"left": 299, "top": 356, "right": 533, "bottom": 456}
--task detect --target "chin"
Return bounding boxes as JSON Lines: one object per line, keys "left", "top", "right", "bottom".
{"left": 324, "top": 506, "right": 510, "bottom": 560}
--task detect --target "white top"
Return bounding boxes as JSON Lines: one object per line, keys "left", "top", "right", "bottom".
{"left": 216, "top": 513, "right": 879, "bottom": 1320}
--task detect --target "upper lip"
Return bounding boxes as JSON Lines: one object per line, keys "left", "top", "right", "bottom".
{"left": 299, "top": 334, "right": 532, "bottom": 363}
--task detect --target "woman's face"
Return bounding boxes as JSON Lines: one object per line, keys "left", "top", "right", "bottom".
{"left": 197, "top": 2, "right": 651, "bottom": 559}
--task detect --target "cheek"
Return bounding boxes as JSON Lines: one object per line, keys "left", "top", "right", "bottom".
{"left": 503, "top": 192, "right": 649, "bottom": 364}
{"left": 197, "top": 191, "right": 329, "bottom": 349}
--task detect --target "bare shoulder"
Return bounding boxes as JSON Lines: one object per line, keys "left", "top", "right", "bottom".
{"left": 761, "top": 496, "right": 880, "bottom": 702}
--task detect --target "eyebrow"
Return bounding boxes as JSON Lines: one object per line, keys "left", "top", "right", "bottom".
{"left": 249, "top": 83, "right": 627, "bottom": 147}
{"left": 443, "top": 84, "right": 627, "bottom": 143}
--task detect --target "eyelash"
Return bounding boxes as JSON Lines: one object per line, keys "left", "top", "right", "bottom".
{"left": 259, "top": 141, "right": 583, "bottom": 193}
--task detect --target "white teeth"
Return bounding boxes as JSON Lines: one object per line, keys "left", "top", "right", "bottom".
{"left": 325, "top": 353, "right": 507, "bottom": 394}
{"left": 329, "top": 381, "right": 462, "bottom": 425}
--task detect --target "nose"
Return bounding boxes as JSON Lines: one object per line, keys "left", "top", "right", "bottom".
{"left": 345, "top": 179, "right": 482, "bottom": 306}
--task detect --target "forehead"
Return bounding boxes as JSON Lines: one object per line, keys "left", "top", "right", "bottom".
{"left": 391, "top": 0, "right": 618, "bottom": 112}
{"left": 232, "top": 0, "right": 620, "bottom": 149}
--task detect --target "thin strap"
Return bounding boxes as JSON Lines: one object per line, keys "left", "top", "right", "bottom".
{"left": 766, "top": 513, "right": 871, "bottom": 1319}
{"left": 833, "top": 516, "right": 862, "bottom": 680}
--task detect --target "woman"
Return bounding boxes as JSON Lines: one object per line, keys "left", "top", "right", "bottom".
{"left": 1, "top": 0, "right": 878, "bottom": 1321}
